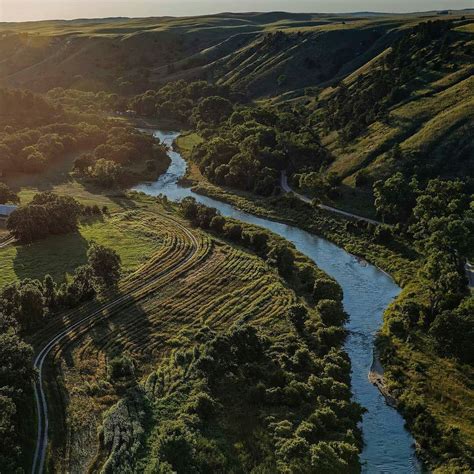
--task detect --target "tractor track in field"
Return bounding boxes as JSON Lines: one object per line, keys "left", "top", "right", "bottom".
{"left": 0, "top": 235, "right": 15, "bottom": 248}
{"left": 31, "top": 215, "right": 202, "bottom": 474}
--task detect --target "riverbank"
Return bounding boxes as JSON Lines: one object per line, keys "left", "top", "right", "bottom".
{"left": 134, "top": 129, "right": 421, "bottom": 472}
{"left": 173, "top": 132, "right": 474, "bottom": 471}
{"left": 368, "top": 351, "right": 398, "bottom": 409}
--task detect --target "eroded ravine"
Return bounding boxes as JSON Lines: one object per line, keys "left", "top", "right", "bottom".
{"left": 133, "top": 130, "right": 421, "bottom": 473}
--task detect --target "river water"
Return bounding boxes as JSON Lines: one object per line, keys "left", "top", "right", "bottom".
{"left": 134, "top": 130, "right": 420, "bottom": 473}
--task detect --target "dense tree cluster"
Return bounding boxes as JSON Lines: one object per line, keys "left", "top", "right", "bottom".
{"left": 292, "top": 171, "right": 342, "bottom": 200}
{"left": 0, "top": 183, "right": 19, "bottom": 204}
{"left": 191, "top": 105, "right": 331, "bottom": 196}
{"left": 74, "top": 126, "right": 168, "bottom": 187}
{"left": 7, "top": 192, "right": 82, "bottom": 243}
{"left": 129, "top": 80, "right": 236, "bottom": 124}
{"left": 0, "top": 119, "right": 106, "bottom": 175}
{"left": 0, "top": 87, "right": 58, "bottom": 125}
{"left": 0, "top": 87, "right": 167, "bottom": 183}
{"left": 1, "top": 242, "right": 121, "bottom": 333}
{"left": 323, "top": 20, "right": 455, "bottom": 141}
{"left": 373, "top": 172, "right": 419, "bottom": 224}
{"left": 375, "top": 175, "right": 473, "bottom": 469}
{"left": 46, "top": 88, "right": 124, "bottom": 114}
{"left": 375, "top": 176, "right": 473, "bottom": 359}
{"left": 0, "top": 311, "right": 35, "bottom": 472}
{"left": 102, "top": 313, "right": 361, "bottom": 472}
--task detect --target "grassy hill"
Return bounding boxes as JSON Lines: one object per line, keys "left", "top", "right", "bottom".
{"left": 1, "top": 11, "right": 471, "bottom": 97}
{"left": 289, "top": 17, "right": 474, "bottom": 215}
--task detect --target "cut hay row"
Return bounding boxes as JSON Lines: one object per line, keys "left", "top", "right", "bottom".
{"left": 44, "top": 215, "right": 313, "bottom": 471}
{"left": 33, "top": 211, "right": 213, "bottom": 474}
{"left": 31, "top": 213, "right": 204, "bottom": 347}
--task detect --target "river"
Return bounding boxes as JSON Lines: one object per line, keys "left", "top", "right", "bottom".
{"left": 133, "top": 130, "right": 420, "bottom": 473}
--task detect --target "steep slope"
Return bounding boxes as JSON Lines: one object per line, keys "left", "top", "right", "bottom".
{"left": 306, "top": 18, "right": 474, "bottom": 212}
{"left": 0, "top": 12, "right": 445, "bottom": 96}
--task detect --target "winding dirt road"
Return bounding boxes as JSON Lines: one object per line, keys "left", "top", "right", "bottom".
{"left": 31, "top": 216, "right": 201, "bottom": 474}
{"left": 281, "top": 171, "right": 381, "bottom": 226}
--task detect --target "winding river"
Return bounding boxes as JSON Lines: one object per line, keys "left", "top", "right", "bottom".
{"left": 134, "top": 130, "right": 420, "bottom": 473}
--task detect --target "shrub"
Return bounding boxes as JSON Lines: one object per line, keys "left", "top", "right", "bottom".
{"left": 313, "top": 278, "right": 343, "bottom": 303}
{"left": 317, "top": 299, "right": 347, "bottom": 327}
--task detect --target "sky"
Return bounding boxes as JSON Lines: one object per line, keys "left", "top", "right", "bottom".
{"left": 0, "top": 0, "right": 472, "bottom": 22}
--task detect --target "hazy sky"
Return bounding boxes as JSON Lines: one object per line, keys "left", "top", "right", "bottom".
{"left": 1, "top": 0, "right": 472, "bottom": 22}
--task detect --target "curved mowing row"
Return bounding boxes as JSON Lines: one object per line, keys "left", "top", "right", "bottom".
{"left": 31, "top": 211, "right": 208, "bottom": 474}
{"left": 43, "top": 224, "right": 302, "bottom": 472}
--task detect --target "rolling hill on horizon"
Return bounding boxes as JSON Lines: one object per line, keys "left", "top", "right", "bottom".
{"left": 0, "top": 9, "right": 473, "bottom": 474}
{"left": 0, "top": 10, "right": 471, "bottom": 96}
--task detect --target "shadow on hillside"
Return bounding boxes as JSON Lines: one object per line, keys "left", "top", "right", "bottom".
{"left": 13, "top": 232, "right": 89, "bottom": 283}
{"left": 59, "top": 287, "right": 154, "bottom": 382}
{"left": 44, "top": 287, "right": 153, "bottom": 467}
{"left": 109, "top": 193, "right": 139, "bottom": 210}
{"left": 79, "top": 213, "right": 105, "bottom": 227}
{"left": 6, "top": 153, "right": 79, "bottom": 193}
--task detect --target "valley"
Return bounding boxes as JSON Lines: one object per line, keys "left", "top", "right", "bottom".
{"left": 0, "top": 8, "right": 472, "bottom": 474}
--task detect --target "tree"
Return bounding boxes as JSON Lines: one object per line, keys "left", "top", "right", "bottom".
{"left": 0, "top": 183, "right": 19, "bottom": 205}
{"left": 42, "top": 274, "right": 57, "bottom": 312}
{"left": 180, "top": 197, "right": 198, "bottom": 222}
{"left": 87, "top": 242, "right": 121, "bottom": 288}
{"left": 317, "top": 299, "right": 347, "bottom": 327}
{"left": 210, "top": 215, "right": 226, "bottom": 233}
{"left": 62, "top": 265, "right": 96, "bottom": 306}
{"left": 287, "top": 304, "right": 308, "bottom": 331}
{"left": 409, "top": 179, "right": 472, "bottom": 256}
{"left": 268, "top": 244, "right": 294, "bottom": 276}
{"left": 419, "top": 251, "right": 465, "bottom": 323}
{"left": 250, "top": 231, "right": 269, "bottom": 254}
{"left": 90, "top": 159, "right": 124, "bottom": 187}
{"left": 313, "top": 278, "right": 343, "bottom": 304}
{"left": 224, "top": 223, "right": 242, "bottom": 242}
{"left": 430, "top": 297, "right": 474, "bottom": 363}
{"left": 194, "top": 96, "right": 233, "bottom": 125}
{"left": 15, "top": 280, "right": 45, "bottom": 332}
{"left": 373, "top": 172, "right": 418, "bottom": 224}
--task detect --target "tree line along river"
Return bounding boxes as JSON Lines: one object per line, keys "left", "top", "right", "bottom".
{"left": 133, "top": 130, "right": 421, "bottom": 473}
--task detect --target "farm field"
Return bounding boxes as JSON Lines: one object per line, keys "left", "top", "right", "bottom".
{"left": 0, "top": 200, "right": 165, "bottom": 288}
{"left": 23, "top": 202, "right": 330, "bottom": 472}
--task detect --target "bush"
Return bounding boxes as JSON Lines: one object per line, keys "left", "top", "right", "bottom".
{"left": 313, "top": 278, "right": 343, "bottom": 303}
{"left": 108, "top": 355, "right": 136, "bottom": 381}
{"left": 224, "top": 223, "right": 242, "bottom": 242}
{"left": 317, "top": 299, "right": 347, "bottom": 327}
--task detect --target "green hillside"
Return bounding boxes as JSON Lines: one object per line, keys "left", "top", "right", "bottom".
{"left": 1, "top": 9, "right": 473, "bottom": 474}
{"left": 2, "top": 11, "right": 471, "bottom": 98}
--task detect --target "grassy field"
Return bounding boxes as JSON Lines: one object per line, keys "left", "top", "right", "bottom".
{"left": 0, "top": 206, "right": 164, "bottom": 288}
{"left": 25, "top": 202, "right": 327, "bottom": 472}
{"left": 175, "top": 132, "right": 204, "bottom": 184}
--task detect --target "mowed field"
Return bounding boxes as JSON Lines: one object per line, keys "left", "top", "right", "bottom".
{"left": 20, "top": 201, "right": 308, "bottom": 472}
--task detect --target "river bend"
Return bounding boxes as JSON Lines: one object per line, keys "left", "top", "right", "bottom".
{"left": 134, "top": 130, "right": 420, "bottom": 473}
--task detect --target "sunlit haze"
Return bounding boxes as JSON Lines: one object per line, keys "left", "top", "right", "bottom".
{"left": 1, "top": 0, "right": 472, "bottom": 22}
